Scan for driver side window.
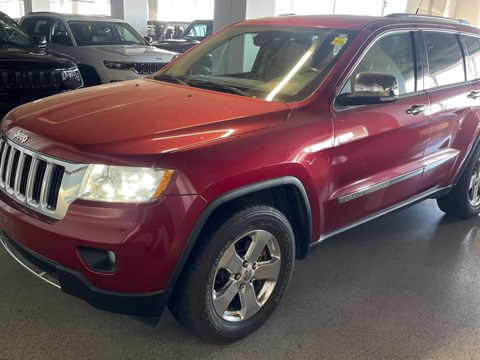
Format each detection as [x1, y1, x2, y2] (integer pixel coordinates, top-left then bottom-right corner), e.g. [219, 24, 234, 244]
[341, 32, 416, 96]
[51, 21, 72, 45]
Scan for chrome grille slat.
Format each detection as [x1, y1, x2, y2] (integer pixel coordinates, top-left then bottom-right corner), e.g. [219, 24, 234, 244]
[30, 158, 46, 205]
[0, 135, 88, 220]
[2, 144, 12, 185]
[8, 149, 20, 190]
[19, 154, 32, 198]
[0, 138, 5, 184]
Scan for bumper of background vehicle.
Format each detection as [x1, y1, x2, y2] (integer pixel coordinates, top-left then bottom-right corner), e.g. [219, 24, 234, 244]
[1, 231, 169, 318]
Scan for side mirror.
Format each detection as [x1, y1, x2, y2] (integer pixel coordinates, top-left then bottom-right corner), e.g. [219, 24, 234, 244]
[144, 36, 153, 44]
[337, 72, 399, 106]
[33, 34, 47, 48]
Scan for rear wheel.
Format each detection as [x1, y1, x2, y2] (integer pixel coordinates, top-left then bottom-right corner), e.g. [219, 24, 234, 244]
[437, 146, 480, 218]
[168, 202, 295, 343]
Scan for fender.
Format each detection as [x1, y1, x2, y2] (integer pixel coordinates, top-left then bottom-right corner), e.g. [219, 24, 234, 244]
[165, 176, 312, 292]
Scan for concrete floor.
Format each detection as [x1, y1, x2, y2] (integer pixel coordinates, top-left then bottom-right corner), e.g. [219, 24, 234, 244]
[1, 199, 480, 359]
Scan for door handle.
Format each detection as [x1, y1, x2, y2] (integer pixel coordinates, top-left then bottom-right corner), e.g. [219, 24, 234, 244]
[467, 90, 480, 99]
[406, 104, 427, 115]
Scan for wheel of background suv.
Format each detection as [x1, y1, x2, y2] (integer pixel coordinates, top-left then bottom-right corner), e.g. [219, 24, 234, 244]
[437, 145, 480, 218]
[168, 202, 295, 343]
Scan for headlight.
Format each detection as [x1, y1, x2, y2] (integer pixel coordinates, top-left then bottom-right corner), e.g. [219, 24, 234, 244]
[78, 165, 174, 203]
[62, 68, 82, 82]
[103, 60, 135, 71]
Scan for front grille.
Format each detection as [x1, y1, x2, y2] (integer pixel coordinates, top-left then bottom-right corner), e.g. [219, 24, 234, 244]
[0, 70, 64, 90]
[133, 62, 169, 75]
[0, 135, 88, 220]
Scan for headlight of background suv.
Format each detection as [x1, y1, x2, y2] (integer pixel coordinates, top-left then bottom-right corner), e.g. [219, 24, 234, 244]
[62, 68, 83, 88]
[103, 60, 135, 71]
[78, 165, 174, 202]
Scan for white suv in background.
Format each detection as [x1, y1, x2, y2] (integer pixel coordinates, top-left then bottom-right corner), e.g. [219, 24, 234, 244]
[20, 13, 177, 86]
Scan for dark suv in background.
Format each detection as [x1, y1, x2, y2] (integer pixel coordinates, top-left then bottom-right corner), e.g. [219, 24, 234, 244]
[0, 11, 82, 116]
[153, 19, 212, 52]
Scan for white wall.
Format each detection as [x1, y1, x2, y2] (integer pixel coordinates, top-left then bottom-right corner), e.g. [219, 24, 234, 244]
[50, 0, 111, 15]
[275, 0, 407, 17]
[0, 1, 23, 18]
[156, 0, 214, 21]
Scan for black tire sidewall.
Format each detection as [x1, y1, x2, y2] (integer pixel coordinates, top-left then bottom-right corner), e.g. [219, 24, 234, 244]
[456, 146, 480, 216]
[192, 207, 294, 342]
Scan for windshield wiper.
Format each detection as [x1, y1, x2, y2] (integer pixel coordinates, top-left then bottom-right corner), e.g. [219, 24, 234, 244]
[153, 74, 190, 86]
[187, 78, 255, 97]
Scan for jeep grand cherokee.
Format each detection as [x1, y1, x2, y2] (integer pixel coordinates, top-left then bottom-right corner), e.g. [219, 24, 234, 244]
[1, 14, 480, 343]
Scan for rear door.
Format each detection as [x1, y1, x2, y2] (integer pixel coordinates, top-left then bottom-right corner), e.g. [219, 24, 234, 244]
[419, 31, 480, 190]
[328, 30, 430, 232]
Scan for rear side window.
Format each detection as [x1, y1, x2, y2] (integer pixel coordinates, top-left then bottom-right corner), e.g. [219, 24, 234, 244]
[423, 32, 465, 88]
[461, 34, 480, 81]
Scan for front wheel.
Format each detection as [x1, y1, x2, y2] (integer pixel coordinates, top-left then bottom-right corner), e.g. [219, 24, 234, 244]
[168, 202, 295, 343]
[437, 145, 480, 218]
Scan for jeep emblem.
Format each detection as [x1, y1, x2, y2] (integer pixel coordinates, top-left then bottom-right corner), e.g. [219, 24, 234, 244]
[13, 129, 29, 144]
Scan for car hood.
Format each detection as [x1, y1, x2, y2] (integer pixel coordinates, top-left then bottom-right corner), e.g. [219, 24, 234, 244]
[3, 79, 291, 163]
[82, 45, 177, 62]
[0, 47, 76, 70]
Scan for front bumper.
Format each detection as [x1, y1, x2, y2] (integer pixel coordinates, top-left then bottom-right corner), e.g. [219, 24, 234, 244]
[1, 231, 169, 317]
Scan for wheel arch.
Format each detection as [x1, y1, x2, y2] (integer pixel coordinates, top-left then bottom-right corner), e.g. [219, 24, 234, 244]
[165, 176, 313, 292]
[77, 63, 102, 86]
[436, 131, 480, 199]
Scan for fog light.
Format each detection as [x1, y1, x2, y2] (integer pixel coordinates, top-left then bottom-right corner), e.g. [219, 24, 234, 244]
[78, 247, 117, 273]
[107, 250, 117, 265]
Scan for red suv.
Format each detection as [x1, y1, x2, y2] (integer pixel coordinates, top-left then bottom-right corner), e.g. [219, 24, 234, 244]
[1, 14, 480, 343]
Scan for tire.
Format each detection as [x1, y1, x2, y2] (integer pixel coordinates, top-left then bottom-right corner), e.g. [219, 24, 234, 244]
[437, 145, 480, 218]
[168, 202, 295, 343]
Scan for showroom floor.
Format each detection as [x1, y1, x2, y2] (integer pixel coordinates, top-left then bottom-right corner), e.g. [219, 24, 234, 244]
[1, 199, 480, 360]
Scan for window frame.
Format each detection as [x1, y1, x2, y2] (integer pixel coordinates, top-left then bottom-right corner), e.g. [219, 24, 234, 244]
[459, 33, 480, 82]
[334, 29, 422, 112]
[419, 29, 467, 90]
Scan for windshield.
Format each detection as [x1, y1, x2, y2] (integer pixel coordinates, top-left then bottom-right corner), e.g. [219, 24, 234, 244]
[155, 25, 357, 102]
[68, 20, 146, 46]
[185, 22, 209, 39]
[0, 15, 35, 48]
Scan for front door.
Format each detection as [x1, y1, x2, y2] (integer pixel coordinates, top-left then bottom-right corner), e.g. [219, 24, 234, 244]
[327, 31, 430, 233]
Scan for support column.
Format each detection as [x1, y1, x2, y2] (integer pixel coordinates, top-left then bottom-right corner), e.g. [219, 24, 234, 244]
[148, 0, 158, 20]
[23, 0, 50, 14]
[213, 0, 276, 32]
[111, 0, 149, 36]
[213, 0, 246, 32]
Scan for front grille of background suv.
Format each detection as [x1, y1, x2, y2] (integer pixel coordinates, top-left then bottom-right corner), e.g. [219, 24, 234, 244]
[0, 136, 88, 220]
[133, 62, 169, 75]
[0, 70, 64, 89]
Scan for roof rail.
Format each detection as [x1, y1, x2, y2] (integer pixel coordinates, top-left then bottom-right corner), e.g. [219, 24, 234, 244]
[386, 13, 470, 25]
